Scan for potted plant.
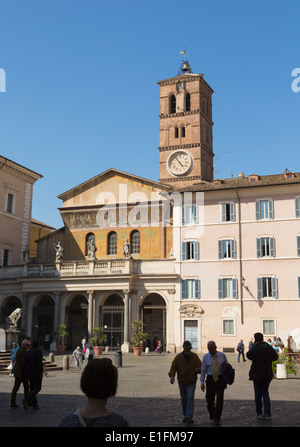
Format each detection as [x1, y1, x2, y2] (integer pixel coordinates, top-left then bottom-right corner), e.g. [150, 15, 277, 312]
[272, 348, 299, 379]
[53, 324, 69, 354]
[131, 320, 148, 356]
[89, 327, 107, 355]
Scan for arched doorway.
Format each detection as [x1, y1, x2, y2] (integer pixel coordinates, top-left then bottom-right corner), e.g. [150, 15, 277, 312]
[31, 295, 54, 350]
[142, 294, 166, 352]
[65, 295, 88, 350]
[101, 294, 124, 350]
[0, 296, 22, 327]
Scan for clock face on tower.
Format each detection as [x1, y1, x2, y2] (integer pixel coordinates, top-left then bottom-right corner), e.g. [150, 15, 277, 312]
[167, 150, 193, 176]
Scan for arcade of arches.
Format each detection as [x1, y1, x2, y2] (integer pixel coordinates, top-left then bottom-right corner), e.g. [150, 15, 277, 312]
[0, 292, 167, 352]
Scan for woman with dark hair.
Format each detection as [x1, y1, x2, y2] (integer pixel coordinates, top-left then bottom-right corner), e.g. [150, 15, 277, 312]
[59, 358, 129, 427]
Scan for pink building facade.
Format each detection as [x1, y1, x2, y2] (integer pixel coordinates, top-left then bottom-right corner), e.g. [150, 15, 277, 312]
[172, 173, 300, 352]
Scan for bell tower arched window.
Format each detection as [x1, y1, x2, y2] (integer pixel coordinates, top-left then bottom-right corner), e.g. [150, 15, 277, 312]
[185, 93, 191, 111]
[170, 95, 176, 114]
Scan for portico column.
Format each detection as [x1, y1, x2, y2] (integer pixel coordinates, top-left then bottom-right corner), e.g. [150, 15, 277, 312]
[52, 292, 60, 331]
[87, 290, 94, 340]
[121, 289, 130, 353]
[21, 292, 27, 332]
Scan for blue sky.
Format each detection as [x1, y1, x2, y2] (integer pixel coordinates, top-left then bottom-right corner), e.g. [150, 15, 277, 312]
[0, 1, 299, 229]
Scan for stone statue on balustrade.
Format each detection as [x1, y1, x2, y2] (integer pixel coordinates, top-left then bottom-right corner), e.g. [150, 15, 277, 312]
[22, 245, 29, 264]
[87, 239, 97, 260]
[54, 241, 64, 262]
[123, 239, 131, 259]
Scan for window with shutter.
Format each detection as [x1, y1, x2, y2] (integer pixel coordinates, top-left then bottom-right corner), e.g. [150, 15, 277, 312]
[220, 202, 235, 222]
[255, 200, 274, 220]
[218, 278, 237, 298]
[297, 236, 300, 257]
[218, 239, 236, 259]
[182, 279, 200, 299]
[258, 277, 277, 298]
[257, 237, 275, 257]
[295, 197, 300, 218]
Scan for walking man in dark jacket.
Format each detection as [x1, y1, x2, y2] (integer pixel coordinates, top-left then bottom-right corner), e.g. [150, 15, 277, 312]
[10, 339, 30, 407]
[246, 332, 278, 419]
[169, 341, 202, 424]
[24, 339, 44, 410]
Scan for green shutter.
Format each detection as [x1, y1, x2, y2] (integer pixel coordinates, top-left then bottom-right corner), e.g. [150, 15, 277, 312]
[256, 238, 262, 258]
[195, 279, 200, 299]
[257, 277, 263, 299]
[295, 197, 300, 218]
[270, 237, 275, 257]
[232, 279, 238, 299]
[182, 279, 187, 299]
[271, 277, 277, 298]
[218, 279, 223, 299]
[182, 242, 187, 261]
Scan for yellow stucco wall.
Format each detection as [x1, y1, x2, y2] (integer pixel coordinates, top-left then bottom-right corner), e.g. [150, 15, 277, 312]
[58, 172, 173, 261]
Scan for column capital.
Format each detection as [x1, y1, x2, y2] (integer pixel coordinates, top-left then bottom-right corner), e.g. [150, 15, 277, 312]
[123, 289, 131, 295]
[87, 290, 94, 296]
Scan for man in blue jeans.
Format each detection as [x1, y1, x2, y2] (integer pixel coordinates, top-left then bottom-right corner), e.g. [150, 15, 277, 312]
[246, 332, 278, 419]
[169, 341, 202, 424]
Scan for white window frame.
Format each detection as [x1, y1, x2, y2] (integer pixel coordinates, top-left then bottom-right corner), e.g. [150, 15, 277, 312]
[218, 277, 238, 299]
[218, 238, 236, 259]
[256, 236, 275, 258]
[255, 199, 274, 220]
[182, 240, 199, 260]
[220, 202, 235, 223]
[262, 319, 276, 336]
[181, 278, 200, 299]
[257, 276, 278, 299]
[182, 205, 198, 225]
[222, 318, 236, 336]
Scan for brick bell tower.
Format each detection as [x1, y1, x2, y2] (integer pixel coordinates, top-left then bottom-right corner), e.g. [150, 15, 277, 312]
[158, 56, 214, 188]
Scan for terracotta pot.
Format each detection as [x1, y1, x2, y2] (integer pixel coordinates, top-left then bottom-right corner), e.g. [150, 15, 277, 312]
[56, 345, 66, 355]
[94, 346, 104, 355]
[132, 346, 143, 356]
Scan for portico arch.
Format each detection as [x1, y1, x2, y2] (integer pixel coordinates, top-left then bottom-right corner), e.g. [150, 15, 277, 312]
[31, 294, 55, 349]
[141, 293, 167, 351]
[100, 293, 124, 350]
[65, 294, 88, 350]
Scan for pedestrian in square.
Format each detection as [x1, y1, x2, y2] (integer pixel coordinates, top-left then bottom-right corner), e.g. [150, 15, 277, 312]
[10, 339, 30, 408]
[237, 339, 246, 362]
[168, 341, 202, 424]
[200, 340, 229, 426]
[23, 339, 44, 410]
[246, 332, 278, 419]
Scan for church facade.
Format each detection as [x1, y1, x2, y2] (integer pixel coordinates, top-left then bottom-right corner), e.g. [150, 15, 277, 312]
[1, 60, 300, 352]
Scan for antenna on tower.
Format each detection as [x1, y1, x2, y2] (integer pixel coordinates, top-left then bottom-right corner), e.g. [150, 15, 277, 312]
[214, 156, 220, 179]
[226, 152, 233, 178]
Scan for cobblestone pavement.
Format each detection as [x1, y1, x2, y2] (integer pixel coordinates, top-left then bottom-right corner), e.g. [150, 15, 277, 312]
[1, 352, 300, 430]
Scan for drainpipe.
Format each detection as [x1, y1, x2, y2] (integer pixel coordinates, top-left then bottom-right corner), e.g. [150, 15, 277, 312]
[235, 188, 244, 325]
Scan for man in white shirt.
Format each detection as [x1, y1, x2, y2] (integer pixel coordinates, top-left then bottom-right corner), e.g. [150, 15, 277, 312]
[200, 340, 228, 426]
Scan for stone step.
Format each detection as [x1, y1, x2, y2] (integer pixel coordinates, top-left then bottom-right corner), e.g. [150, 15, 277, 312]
[0, 351, 63, 374]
